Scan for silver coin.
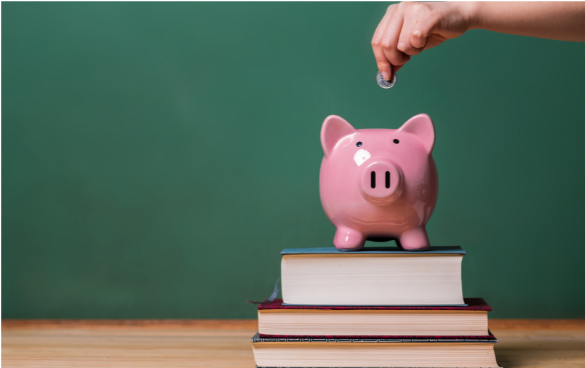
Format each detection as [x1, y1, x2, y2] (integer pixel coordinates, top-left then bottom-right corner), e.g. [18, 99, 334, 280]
[376, 71, 397, 89]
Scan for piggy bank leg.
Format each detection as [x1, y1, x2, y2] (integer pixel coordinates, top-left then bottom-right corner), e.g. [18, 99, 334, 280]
[398, 227, 431, 251]
[334, 226, 365, 251]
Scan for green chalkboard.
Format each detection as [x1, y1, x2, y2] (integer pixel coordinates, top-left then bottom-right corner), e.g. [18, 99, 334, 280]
[3, 2, 585, 319]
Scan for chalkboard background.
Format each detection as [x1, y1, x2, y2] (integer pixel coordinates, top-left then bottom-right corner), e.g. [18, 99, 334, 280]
[3, 2, 585, 318]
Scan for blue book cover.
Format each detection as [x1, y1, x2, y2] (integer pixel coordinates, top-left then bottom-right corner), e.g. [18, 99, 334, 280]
[281, 246, 465, 256]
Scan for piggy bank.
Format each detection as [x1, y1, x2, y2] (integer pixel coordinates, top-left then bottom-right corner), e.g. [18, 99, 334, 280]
[320, 114, 438, 251]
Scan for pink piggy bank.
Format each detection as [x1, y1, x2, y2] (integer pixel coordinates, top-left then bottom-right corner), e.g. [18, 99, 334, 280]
[320, 114, 438, 251]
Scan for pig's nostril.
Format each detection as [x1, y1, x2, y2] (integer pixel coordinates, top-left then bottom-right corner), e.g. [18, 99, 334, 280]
[371, 171, 376, 189]
[385, 171, 390, 188]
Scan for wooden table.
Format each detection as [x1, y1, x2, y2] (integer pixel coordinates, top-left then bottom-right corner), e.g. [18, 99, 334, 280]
[3, 319, 585, 367]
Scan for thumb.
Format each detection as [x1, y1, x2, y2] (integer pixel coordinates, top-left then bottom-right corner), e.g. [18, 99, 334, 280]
[410, 18, 439, 49]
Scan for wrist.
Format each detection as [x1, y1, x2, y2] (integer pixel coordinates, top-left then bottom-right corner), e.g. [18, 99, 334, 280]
[458, 1, 483, 30]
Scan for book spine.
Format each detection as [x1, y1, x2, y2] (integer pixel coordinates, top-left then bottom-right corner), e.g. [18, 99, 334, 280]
[251, 333, 498, 344]
[258, 333, 496, 340]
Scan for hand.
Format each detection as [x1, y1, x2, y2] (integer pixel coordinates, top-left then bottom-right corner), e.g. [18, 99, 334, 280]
[371, 2, 474, 81]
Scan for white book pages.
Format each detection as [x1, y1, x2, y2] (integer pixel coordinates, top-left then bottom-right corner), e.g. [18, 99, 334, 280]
[282, 254, 464, 305]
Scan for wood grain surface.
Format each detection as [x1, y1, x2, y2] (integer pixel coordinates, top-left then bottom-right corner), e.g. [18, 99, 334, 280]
[3, 319, 585, 368]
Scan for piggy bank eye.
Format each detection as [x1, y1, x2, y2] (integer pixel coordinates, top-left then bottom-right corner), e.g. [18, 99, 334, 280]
[393, 139, 399, 144]
[356, 141, 362, 147]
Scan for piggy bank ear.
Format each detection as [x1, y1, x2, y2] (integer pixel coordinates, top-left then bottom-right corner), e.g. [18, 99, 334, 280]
[398, 114, 435, 154]
[321, 115, 357, 157]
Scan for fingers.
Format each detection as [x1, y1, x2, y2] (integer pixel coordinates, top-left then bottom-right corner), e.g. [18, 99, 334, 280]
[372, 5, 412, 80]
[397, 15, 423, 56]
[411, 15, 439, 50]
[395, 3, 439, 54]
[372, 46, 393, 82]
[393, 64, 404, 74]
[372, 7, 395, 80]
[380, 9, 409, 67]
[373, 2, 450, 76]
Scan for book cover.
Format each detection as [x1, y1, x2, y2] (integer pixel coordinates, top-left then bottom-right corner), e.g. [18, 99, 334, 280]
[251, 332, 498, 343]
[281, 246, 465, 255]
[259, 298, 490, 311]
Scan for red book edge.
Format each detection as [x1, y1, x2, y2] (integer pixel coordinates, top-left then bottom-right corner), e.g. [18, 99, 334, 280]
[258, 298, 491, 311]
[258, 333, 496, 340]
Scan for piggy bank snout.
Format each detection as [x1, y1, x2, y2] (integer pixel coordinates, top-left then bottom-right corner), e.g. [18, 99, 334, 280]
[360, 161, 403, 204]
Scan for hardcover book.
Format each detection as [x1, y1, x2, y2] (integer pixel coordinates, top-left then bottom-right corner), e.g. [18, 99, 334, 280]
[251, 333, 501, 368]
[281, 246, 465, 306]
[258, 298, 491, 337]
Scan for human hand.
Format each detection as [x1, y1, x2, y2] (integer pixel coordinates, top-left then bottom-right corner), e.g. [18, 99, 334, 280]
[371, 2, 474, 81]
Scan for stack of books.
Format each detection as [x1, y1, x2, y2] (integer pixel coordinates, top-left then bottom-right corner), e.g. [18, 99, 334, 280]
[251, 246, 501, 368]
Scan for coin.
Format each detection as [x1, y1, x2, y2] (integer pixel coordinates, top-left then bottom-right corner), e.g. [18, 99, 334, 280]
[376, 71, 397, 89]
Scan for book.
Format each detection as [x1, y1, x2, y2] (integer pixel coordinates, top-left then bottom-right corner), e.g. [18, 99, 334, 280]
[251, 333, 501, 368]
[258, 298, 491, 337]
[281, 246, 465, 306]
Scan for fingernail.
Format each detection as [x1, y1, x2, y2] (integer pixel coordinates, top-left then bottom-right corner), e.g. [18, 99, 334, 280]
[397, 42, 405, 50]
[413, 30, 422, 37]
[381, 71, 390, 81]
